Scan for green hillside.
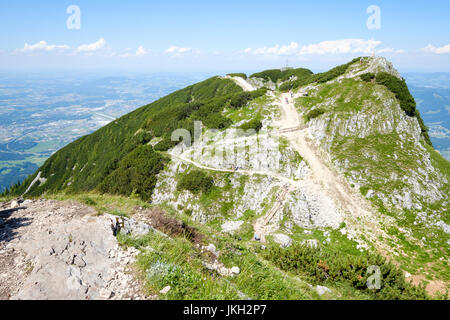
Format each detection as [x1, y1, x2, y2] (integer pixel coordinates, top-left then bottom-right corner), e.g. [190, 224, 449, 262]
[6, 76, 244, 199]
[3, 57, 449, 299]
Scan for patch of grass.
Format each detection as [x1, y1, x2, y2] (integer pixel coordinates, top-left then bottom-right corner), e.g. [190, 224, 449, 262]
[118, 232, 239, 299]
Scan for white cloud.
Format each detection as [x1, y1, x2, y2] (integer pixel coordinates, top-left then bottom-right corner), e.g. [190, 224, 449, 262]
[119, 45, 150, 58]
[250, 42, 299, 56]
[376, 47, 405, 54]
[77, 38, 107, 53]
[299, 39, 381, 55]
[240, 39, 403, 58]
[164, 46, 200, 58]
[421, 44, 450, 54]
[136, 46, 149, 56]
[165, 46, 193, 54]
[18, 40, 70, 53]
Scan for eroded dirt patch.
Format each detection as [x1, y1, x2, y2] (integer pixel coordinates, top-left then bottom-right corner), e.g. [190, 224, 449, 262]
[134, 207, 204, 245]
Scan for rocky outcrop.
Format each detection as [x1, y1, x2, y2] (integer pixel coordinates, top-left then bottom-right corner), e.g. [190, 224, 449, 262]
[0, 200, 148, 300]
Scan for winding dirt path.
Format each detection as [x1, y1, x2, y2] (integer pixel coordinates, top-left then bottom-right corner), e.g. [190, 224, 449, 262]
[277, 93, 385, 244]
[170, 153, 299, 187]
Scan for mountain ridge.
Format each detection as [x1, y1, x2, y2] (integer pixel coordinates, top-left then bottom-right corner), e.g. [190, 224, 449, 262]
[2, 56, 449, 298]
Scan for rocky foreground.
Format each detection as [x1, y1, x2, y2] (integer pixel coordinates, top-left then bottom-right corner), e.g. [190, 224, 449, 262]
[0, 199, 147, 300]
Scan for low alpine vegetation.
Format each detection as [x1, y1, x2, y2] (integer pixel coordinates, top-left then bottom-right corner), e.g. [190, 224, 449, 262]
[280, 58, 361, 91]
[239, 118, 263, 133]
[263, 243, 429, 300]
[305, 108, 326, 122]
[227, 73, 247, 79]
[177, 170, 214, 195]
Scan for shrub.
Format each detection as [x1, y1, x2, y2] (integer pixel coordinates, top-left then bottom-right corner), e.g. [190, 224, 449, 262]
[177, 170, 214, 195]
[251, 68, 314, 86]
[203, 113, 232, 129]
[250, 69, 285, 83]
[239, 118, 263, 133]
[360, 73, 375, 82]
[153, 136, 176, 151]
[279, 59, 360, 91]
[134, 130, 153, 145]
[306, 108, 325, 122]
[262, 243, 429, 300]
[230, 92, 252, 108]
[375, 72, 416, 116]
[229, 88, 268, 110]
[227, 73, 247, 79]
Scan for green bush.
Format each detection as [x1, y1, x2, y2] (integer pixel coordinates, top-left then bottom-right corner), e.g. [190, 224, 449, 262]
[251, 68, 313, 85]
[203, 113, 233, 129]
[227, 73, 247, 79]
[230, 92, 252, 109]
[153, 136, 176, 151]
[229, 88, 267, 109]
[263, 243, 428, 300]
[250, 69, 286, 83]
[239, 118, 263, 133]
[177, 170, 214, 195]
[279, 58, 360, 91]
[360, 73, 375, 82]
[306, 108, 325, 122]
[279, 68, 315, 91]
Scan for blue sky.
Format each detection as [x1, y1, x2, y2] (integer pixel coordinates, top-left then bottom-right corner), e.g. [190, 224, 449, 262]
[1, 0, 449, 72]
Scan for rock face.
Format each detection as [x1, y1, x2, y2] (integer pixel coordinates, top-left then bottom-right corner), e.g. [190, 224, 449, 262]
[221, 220, 244, 234]
[10, 201, 19, 209]
[0, 200, 147, 300]
[304, 57, 449, 238]
[272, 234, 292, 248]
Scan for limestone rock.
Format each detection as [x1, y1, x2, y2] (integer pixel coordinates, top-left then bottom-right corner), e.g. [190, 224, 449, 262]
[221, 220, 244, 233]
[273, 234, 292, 248]
[316, 285, 331, 296]
[160, 286, 171, 294]
[10, 201, 19, 209]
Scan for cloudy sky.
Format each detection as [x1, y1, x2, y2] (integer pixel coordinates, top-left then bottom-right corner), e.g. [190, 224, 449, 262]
[1, 0, 449, 72]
